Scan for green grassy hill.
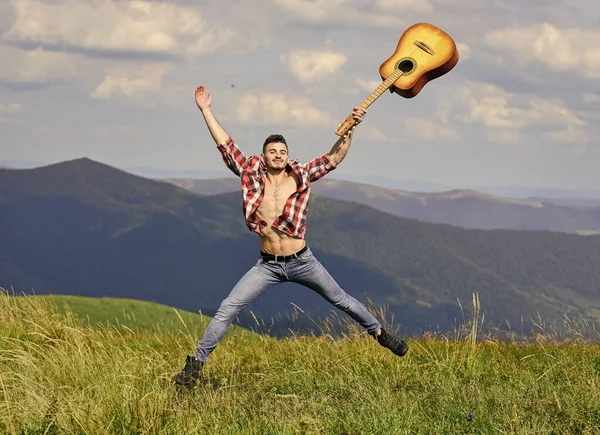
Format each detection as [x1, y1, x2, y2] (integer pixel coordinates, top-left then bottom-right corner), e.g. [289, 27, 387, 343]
[1, 289, 600, 434]
[11, 294, 253, 341]
[33, 295, 215, 336]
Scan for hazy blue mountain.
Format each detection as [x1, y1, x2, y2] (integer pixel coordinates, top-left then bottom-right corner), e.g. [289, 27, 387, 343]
[163, 178, 600, 234]
[4, 157, 599, 199]
[470, 184, 600, 199]
[329, 174, 452, 192]
[0, 159, 47, 169]
[2, 159, 600, 336]
[122, 165, 234, 180]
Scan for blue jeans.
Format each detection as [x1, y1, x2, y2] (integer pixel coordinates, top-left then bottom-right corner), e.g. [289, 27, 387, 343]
[194, 246, 381, 362]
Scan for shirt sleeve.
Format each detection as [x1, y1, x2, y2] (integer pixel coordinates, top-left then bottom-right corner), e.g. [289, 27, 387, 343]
[216, 137, 252, 177]
[303, 153, 337, 182]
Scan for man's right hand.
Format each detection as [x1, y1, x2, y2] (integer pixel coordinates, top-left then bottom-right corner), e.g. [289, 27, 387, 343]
[195, 85, 212, 112]
[195, 84, 230, 146]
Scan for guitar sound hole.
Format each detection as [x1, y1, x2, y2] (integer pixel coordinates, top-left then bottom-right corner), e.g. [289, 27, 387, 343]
[398, 60, 414, 73]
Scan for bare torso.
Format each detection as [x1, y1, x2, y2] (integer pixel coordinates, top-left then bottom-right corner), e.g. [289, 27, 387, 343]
[254, 172, 306, 255]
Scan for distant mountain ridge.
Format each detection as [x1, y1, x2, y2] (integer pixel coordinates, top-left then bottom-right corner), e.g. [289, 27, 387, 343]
[162, 177, 600, 234]
[470, 184, 600, 199]
[331, 174, 600, 199]
[2, 158, 600, 336]
[3, 158, 600, 199]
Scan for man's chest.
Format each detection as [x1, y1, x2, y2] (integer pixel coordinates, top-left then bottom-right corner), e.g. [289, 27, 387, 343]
[261, 175, 298, 209]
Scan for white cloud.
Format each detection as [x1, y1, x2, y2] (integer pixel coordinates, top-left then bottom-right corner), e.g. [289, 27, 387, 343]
[271, 0, 405, 27]
[0, 0, 596, 192]
[528, 98, 585, 128]
[582, 93, 600, 103]
[484, 23, 600, 78]
[456, 43, 472, 60]
[485, 129, 522, 144]
[459, 82, 524, 128]
[6, 0, 234, 57]
[280, 50, 347, 83]
[358, 124, 388, 141]
[91, 63, 173, 99]
[0, 46, 78, 86]
[356, 78, 384, 93]
[271, 0, 354, 24]
[547, 125, 589, 145]
[236, 93, 335, 127]
[404, 117, 458, 140]
[0, 102, 21, 122]
[375, 0, 433, 14]
[459, 81, 588, 145]
[436, 100, 454, 126]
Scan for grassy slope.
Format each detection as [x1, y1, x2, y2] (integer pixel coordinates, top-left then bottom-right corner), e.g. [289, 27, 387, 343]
[1, 292, 600, 434]
[36, 294, 214, 335]
[12, 294, 255, 339]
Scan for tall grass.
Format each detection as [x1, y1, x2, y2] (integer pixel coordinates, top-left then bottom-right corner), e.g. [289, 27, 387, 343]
[1, 287, 600, 434]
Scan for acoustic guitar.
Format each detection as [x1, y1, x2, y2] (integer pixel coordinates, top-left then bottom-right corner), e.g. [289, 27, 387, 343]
[335, 22, 459, 136]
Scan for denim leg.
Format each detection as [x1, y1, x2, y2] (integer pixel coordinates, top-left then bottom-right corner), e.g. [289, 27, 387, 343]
[287, 248, 381, 335]
[194, 259, 282, 362]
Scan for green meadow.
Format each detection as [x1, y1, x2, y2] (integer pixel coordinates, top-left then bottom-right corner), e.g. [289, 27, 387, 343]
[31, 294, 215, 336]
[1, 289, 600, 434]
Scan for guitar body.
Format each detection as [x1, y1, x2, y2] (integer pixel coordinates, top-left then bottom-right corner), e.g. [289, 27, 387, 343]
[334, 22, 459, 136]
[379, 23, 459, 99]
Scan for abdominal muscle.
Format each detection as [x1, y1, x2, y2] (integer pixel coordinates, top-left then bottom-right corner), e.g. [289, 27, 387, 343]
[254, 174, 306, 256]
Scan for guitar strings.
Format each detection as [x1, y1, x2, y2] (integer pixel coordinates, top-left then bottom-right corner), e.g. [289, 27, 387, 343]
[340, 45, 430, 134]
[359, 45, 423, 110]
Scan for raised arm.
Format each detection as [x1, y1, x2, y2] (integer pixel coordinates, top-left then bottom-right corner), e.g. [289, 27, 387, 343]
[304, 106, 367, 182]
[196, 85, 230, 145]
[327, 106, 366, 165]
[195, 85, 251, 176]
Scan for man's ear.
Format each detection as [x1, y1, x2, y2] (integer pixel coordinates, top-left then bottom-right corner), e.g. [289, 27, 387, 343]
[260, 153, 265, 165]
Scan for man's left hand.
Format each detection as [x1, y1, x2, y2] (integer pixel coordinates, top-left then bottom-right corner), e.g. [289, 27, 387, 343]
[351, 106, 367, 125]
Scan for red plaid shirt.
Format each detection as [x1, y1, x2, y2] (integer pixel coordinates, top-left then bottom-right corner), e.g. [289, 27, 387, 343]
[217, 137, 337, 239]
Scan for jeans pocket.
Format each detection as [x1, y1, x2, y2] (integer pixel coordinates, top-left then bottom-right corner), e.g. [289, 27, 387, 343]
[297, 250, 312, 263]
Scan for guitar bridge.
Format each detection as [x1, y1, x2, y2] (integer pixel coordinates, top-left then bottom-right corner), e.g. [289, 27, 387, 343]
[414, 40, 435, 56]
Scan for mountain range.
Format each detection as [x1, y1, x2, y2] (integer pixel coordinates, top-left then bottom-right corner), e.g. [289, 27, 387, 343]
[3, 158, 600, 200]
[162, 178, 600, 234]
[1, 158, 600, 336]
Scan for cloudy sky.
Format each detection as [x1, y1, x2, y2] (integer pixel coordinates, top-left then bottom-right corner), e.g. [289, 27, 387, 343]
[1, 0, 599, 189]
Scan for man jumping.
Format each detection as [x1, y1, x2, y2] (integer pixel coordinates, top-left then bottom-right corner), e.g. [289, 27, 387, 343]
[173, 85, 408, 387]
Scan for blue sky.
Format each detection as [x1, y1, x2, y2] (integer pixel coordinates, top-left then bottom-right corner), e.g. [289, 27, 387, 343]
[1, 0, 599, 189]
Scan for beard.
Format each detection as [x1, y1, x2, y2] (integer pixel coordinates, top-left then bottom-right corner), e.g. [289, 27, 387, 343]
[265, 159, 286, 171]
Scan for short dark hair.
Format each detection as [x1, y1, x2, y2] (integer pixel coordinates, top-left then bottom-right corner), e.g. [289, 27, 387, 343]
[262, 134, 288, 154]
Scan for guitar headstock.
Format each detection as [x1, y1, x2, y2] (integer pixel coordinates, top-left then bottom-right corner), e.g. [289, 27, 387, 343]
[334, 114, 357, 137]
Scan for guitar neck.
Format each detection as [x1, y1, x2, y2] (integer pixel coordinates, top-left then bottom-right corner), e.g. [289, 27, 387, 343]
[359, 69, 404, 110]
[334, 69, 404, 136]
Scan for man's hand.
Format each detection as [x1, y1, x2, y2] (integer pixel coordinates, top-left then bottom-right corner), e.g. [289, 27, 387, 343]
[351, 106, 367, 126]
[195, 84, 230, 145]
[195, 85, 212, 112]
[327, 106, 366, 165]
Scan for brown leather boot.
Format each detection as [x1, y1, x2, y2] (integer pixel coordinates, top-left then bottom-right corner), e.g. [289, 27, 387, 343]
[376, 328, 409, 357]
[172, 355, 204, 387]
